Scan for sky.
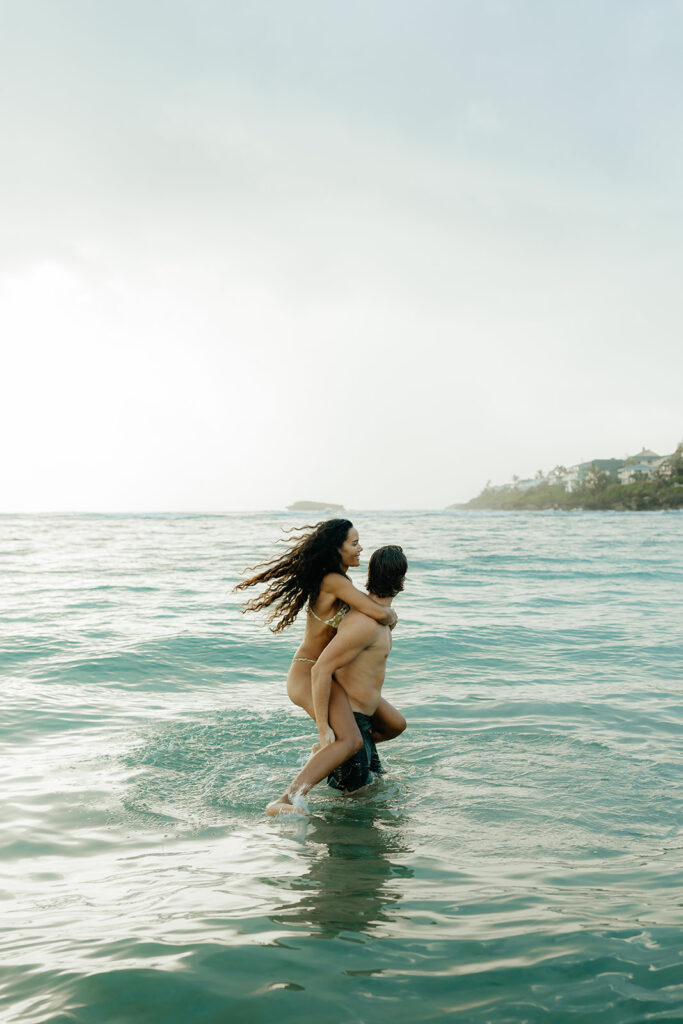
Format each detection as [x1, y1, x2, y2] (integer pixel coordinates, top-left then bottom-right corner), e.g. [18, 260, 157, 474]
[1, 0, 682, 511]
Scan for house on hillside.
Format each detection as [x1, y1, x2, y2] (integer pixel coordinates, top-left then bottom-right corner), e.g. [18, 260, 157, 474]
[512, 478, 539, 491]
[563, 458, 624, 492]
[654, 455, 674, 479]
[617, 448, 661, 484]
[563, 465, 581, 492]
[583, 458, 624, 476]
[618, 463, 655, 484]
[628, 448, 661, 465]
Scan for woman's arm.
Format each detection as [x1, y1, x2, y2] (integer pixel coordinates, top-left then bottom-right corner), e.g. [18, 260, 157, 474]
[325, 574, 397, 628]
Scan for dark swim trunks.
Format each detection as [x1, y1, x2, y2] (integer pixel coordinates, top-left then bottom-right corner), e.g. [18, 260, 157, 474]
[327, 712, 384, 793]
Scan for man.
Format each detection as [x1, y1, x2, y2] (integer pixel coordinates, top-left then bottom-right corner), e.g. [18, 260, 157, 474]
[266, 545, 407, 816]
[313, 544, 408, 792]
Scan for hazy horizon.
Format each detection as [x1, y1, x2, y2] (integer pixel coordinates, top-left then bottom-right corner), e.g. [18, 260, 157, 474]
[2, 1, 681, 512]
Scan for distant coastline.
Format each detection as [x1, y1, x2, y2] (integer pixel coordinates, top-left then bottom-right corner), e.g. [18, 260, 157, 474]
[287, 500, 346, 512]
[453, 443, 683, 511]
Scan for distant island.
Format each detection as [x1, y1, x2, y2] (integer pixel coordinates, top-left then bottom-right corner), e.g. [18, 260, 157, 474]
[287, 500, 346, 512]
[453, 443, 683, 511]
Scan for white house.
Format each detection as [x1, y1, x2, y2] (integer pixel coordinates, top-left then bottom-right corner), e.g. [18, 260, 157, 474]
[563, 465, 582, 492]
[627, 448, 660, 465]
[618, 463, 655, 484]
[618, 448, 662, 485]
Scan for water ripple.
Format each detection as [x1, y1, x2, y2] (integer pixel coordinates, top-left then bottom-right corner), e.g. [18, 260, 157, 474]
[1, 511, 682, 1023]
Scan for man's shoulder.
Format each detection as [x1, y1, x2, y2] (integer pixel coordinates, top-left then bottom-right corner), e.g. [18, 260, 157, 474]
[340, 610, 382, 640]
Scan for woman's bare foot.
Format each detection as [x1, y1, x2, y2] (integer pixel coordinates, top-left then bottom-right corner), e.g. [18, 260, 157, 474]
[265, 793, 309, 817]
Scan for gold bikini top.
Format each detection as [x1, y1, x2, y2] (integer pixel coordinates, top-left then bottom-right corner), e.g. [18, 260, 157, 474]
[308, 602, 350, 630]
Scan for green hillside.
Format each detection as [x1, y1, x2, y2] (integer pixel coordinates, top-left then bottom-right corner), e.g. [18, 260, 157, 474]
[457, 444, 683, 511]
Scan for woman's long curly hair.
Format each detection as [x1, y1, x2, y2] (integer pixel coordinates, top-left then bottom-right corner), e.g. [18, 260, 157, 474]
[235, 518, 353, 632]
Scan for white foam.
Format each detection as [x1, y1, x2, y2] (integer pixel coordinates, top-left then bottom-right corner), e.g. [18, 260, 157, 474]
[289, 791, 310, 814]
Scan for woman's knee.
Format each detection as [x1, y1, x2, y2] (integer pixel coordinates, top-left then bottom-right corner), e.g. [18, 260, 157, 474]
[343, 729, 363, 757]
[287, 684, 309, 714]
[287, 664, 313, 714]
[395, 713, 407, 736]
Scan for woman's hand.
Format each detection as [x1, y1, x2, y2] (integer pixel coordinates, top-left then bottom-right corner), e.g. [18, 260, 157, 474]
[325, 574, 398, 627]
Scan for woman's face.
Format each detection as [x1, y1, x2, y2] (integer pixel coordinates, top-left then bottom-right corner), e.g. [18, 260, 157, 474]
[339, 527, 362, 569]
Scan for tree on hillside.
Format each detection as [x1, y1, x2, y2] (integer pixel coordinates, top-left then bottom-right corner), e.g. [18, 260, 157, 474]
[548, 465, 568, 485]
[669, 441, 683, 480]
[583, 463, 612, 492]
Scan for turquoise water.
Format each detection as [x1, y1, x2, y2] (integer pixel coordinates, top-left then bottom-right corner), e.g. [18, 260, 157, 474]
[2, 511, 682, 1024]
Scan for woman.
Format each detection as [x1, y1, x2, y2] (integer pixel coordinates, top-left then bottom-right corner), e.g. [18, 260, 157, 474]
[236, 519, 399, 807]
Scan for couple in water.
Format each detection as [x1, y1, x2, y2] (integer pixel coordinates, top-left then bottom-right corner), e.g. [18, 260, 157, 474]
[237, 519, 408, 816]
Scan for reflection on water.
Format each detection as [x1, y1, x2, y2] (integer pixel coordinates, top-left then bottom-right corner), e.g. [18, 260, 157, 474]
[272, 794, 412, 940]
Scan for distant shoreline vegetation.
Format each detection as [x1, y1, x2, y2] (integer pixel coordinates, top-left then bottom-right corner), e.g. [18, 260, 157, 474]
[454, 443, 683, 511]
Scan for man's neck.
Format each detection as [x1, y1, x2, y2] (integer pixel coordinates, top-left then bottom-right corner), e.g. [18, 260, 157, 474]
[369, 593, 393, 606]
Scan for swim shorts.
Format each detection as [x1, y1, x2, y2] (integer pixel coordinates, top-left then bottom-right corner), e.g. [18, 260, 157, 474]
[327, 712, 384, 793]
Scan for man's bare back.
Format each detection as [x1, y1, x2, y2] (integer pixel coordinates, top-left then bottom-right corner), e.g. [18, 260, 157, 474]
[310, 592, 396, 744]
[333, 609, 392, 716]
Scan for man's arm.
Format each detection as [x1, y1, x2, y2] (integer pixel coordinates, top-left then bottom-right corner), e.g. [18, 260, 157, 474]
[311, 613, 377, 747]
[326, 574, 397, 628]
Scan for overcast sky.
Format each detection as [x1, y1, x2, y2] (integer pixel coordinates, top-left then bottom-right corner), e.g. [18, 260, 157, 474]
[1, 0, 681, 511]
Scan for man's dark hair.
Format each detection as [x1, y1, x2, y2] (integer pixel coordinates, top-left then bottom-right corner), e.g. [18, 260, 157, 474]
[366, 545, 407, 599]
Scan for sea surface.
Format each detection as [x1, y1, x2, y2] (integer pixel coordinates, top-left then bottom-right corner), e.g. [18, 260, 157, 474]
[1, 510, 682, 1024]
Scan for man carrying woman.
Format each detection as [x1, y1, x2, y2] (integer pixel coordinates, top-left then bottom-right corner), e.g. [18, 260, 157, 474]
[236, 521, 407, 815]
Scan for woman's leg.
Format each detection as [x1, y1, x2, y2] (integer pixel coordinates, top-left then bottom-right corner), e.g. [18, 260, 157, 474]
[287, 658, 360, 749]
[286, 659, 315, 712]
[370, 697, 407, 744]
[266, 680, 363, 816]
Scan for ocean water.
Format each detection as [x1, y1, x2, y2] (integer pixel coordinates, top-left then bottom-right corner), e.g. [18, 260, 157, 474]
[1, 510, 682, 1024]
